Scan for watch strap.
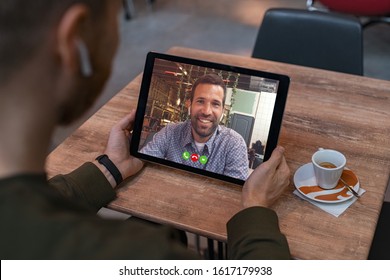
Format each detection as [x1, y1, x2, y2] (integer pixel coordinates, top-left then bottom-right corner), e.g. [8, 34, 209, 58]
[95, 154, 123, 185]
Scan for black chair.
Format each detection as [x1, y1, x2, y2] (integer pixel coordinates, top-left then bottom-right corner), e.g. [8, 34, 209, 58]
[252, 8, 363, 75]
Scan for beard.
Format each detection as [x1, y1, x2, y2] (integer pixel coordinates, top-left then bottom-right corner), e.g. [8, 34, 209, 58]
[190, 112, 219, 142]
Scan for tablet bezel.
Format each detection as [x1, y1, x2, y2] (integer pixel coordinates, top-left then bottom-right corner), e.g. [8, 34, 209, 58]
[130, 52, 290, 185]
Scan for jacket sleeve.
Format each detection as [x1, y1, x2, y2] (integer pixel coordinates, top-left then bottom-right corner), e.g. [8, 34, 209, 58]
[48, 162, 116, 212]
[43, 164, 199, 259]
[227, 206, 291, 259]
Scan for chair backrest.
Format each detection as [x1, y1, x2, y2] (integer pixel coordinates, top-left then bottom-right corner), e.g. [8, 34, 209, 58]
[252, 8, 363, 75]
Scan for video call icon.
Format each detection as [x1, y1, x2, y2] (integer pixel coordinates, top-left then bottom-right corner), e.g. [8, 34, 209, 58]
[191, 153, 199, 162]
[182, 151, 208, 165]
[182, 151, 190, 160]
[199, 155, 208, 165]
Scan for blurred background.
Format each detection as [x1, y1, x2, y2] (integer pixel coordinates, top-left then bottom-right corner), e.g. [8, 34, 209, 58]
[51, 0, 390, 148]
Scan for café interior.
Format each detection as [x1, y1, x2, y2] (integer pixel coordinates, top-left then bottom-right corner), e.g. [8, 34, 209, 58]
[51, 0, 390, 259]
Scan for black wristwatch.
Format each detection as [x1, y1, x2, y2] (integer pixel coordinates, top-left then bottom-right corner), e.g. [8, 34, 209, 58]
[96, 154, 123, 185]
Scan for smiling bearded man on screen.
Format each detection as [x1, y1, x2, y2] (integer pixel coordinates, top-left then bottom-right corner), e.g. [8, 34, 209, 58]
[141, 74, 249, 180]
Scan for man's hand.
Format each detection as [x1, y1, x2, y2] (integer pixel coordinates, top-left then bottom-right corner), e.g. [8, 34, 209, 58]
[95, 110, 143, 188]
[242, 146, 290, 208]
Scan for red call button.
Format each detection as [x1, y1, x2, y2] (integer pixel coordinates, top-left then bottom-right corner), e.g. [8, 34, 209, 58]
[191, 153, 199, 162]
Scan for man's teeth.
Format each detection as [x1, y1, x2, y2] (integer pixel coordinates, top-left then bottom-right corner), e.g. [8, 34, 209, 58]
[199, 119, 211, 123]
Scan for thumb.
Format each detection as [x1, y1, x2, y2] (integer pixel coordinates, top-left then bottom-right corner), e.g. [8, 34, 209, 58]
[263, 146, 285, 171]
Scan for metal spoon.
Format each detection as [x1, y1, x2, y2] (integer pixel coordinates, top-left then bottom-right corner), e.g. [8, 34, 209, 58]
[340, 178, 360, 198]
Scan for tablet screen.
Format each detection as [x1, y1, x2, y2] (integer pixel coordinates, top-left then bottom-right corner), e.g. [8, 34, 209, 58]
[131, 52, 290, 185]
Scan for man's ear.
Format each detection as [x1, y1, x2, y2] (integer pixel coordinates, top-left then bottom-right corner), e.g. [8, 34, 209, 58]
[56, 4, 90, 74]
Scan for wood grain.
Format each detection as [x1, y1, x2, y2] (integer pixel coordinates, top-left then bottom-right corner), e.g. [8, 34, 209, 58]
[46, 47, 390, 259]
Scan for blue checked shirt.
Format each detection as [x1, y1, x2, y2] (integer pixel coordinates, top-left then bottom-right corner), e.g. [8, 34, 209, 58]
[140, 120, 249, 180]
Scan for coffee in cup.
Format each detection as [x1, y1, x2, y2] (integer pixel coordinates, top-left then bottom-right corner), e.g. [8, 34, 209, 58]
[318, 162, 337, 169]
[312, 148, 346, 189]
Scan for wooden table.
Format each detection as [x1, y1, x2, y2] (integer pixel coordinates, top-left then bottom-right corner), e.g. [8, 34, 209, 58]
[46, 47, 390, 259]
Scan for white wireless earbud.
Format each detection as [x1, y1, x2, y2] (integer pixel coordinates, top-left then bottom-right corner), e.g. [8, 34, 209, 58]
[220, 113, 224, 122]
[188, 107, 191, 116]
[75, 39, 93, 77]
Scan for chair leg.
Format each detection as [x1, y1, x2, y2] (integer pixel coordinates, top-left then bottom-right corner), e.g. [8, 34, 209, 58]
[306, 0, 316, 11]
[217, 241, 224, 259]
[306, 0, 329, 12]
[207, 238, 215, 259]
[123, 0, 135, 20]
[362, 16, 390, 29]
[206, 239, 226, 259]
[195, 234, 201, 255]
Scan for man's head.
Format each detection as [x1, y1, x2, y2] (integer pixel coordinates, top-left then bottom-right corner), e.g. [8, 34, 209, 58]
[189, 74, 226, 143]
[190, 73, 227, 106]
[0, 0, 121, 124]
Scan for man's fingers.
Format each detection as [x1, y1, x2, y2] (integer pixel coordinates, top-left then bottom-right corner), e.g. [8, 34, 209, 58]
[280, 155, 290, 174]
[278, 155, 291, 186]
[115, 110, 136, 131]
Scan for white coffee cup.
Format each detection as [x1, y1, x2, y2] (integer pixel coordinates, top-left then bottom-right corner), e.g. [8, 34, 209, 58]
[311, 148, 346, 189]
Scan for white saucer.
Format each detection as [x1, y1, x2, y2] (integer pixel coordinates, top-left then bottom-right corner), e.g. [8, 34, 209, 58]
[293, 163, 360, 204]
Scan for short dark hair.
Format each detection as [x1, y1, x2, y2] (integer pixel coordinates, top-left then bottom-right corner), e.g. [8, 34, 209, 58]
[190, 73, 227, 105]
[0, 0, 106, 84]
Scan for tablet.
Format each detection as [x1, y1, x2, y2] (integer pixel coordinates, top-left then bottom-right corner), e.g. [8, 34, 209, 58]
[130, 52, 290, 185]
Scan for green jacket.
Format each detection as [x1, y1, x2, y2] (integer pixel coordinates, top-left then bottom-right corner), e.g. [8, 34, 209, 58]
[0, 162, 290, 259]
